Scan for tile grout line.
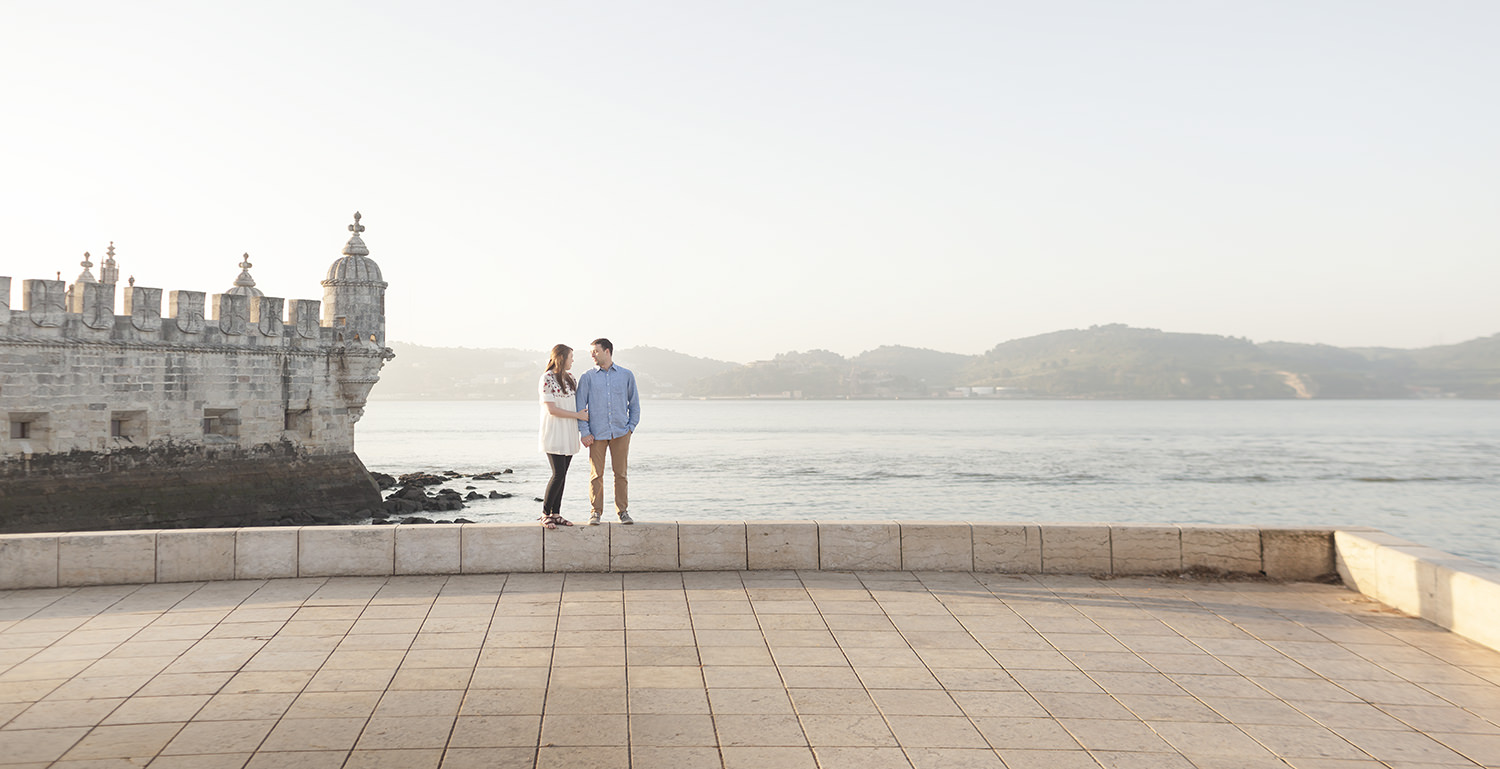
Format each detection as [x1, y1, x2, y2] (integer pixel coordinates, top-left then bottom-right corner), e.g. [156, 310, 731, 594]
[903, 570, 1048, 759]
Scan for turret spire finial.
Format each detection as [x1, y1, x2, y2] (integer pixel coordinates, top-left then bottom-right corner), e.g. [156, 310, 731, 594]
[341, 211, 370, 257]
[77, 252, 97, 284]
[232, 252, 258, 290]
[101, 241, 120, 284]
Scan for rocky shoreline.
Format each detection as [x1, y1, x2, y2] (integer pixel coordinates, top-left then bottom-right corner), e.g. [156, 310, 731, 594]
[362, 469, 525, 525]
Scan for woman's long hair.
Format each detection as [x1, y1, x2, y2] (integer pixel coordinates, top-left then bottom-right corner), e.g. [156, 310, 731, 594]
[546, 344, 576, 394]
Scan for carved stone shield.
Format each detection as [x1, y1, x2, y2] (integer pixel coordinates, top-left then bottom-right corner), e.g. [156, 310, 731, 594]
[216, 293, 248, 335]
[289, 299, 321, 339]
[253, 296, 285, 337]
[170, 290, 206, 334]
[81, 282, 115, 330]
[125, 286, 162, 332]
[25, 279, 66, 328]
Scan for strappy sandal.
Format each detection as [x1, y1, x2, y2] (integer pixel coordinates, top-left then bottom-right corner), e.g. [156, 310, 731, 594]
[539, 514, 573, 529]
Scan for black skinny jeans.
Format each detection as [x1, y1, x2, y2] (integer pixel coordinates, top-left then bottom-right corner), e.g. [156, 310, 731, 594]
[543, 453, 572, 517]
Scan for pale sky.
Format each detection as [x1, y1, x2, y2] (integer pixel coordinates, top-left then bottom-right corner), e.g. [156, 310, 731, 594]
[2, 1, 1496, 363]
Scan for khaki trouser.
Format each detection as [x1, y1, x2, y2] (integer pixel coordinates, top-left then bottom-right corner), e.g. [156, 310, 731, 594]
[587, 431, 631, 514]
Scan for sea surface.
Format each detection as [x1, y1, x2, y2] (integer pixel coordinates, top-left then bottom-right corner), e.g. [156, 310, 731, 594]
[358, 400, 1500, 568]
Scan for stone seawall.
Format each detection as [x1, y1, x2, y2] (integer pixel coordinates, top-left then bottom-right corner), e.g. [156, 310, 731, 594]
[0, 443, 380, 533]
[6, 522, 1499, 655]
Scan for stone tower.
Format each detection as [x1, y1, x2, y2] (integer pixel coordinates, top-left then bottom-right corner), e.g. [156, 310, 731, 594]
[1, 213, 397, 532]
[322, 212, 387, 347]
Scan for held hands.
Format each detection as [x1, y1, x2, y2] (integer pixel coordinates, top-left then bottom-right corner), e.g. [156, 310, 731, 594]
[581, 435, 595, 448]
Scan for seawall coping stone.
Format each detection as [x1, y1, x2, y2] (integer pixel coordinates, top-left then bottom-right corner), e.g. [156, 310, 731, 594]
[1334, 529, 1500, 654]
[677, 522, 748, 571]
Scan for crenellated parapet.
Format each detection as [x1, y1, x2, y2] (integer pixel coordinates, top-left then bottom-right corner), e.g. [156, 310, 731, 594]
[3, 276, 365, 353]
[1, 215, 390, 360]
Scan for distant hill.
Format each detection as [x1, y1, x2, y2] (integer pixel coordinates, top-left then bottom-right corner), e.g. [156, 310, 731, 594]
[373, 343, 544, 400]
[683, 346, 972, 399]
[961, 325, 1412, 398]
[375, 327, 1500, 400]
[372, 343, 737, 400]
[615, 345, 740, 395]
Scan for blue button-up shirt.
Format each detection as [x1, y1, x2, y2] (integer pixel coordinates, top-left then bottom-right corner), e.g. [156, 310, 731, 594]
[576, 364, 641, 440]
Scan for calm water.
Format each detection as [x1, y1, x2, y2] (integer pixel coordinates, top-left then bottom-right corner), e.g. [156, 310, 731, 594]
[357, 400, 1500, 567]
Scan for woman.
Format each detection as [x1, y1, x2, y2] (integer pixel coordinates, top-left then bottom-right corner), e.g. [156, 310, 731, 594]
[538, 344, 588, 528]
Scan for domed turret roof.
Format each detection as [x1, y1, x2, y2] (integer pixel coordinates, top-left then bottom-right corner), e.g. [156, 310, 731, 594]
[324, 212, 386, 285]
[225, 253, 265, 298]
[76, 252, 97, 284]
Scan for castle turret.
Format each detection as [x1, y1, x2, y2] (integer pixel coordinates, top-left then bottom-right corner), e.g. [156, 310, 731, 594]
[225, 253, 264, 298]
[75, 252, 96, 284]
[321, 212, 387, 347]
[100, 242, 119, 286]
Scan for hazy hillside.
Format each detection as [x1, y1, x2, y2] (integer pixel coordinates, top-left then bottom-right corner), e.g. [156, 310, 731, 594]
[684, 346, 971, 399]
[1359, 334, 1500, 397]
[374, 343, 543, 400]
[375, 327, 1500, 400]
[372, 343, 737, 400]
[961, 325, 1421, 398]
[616, 345, 740, 395]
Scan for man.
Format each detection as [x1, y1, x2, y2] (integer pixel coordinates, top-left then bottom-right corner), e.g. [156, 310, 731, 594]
[575, 338, 641, 525]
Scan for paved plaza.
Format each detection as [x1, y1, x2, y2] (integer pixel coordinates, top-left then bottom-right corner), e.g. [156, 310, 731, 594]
[2, 570, 1499, 768]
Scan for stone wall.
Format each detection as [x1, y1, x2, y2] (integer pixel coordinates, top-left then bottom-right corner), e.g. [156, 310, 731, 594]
[0, 522, 1338, 588]
[0, 332, 378, 456]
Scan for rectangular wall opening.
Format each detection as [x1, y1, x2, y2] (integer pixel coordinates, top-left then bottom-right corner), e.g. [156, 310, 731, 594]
[284, 409, 314, 439]
[111, 410, 147, 443]
[202, 408, 240, 444]
[6, 412, 49, 453]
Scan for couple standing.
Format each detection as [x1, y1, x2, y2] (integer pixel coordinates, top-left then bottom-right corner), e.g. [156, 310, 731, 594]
[538, 338, 641, 529]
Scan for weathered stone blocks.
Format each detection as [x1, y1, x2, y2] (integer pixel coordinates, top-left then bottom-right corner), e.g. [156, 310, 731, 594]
[299, 526, 394, 577]
[156, 528, 235, 583]
[396, 525, 462, 575]
[678, 522, 747, 571]
[747, 522, 818, 570]
[1445, 562, 1500, 653]
[1109, 525, 1181, 574]
[544, 523, 609, 571]
[462, 524, 542, 573]
[1333, 528, 1500, 653]
[0, 533, 57, 589]
[236, 527, 300, 579]
[1040, 524, 1111, 574]
[900, 522, 972, 571]
[819, 521, 900, 571]
[1182, 524, 1261, 574]
[58, 531, 157, 586]
[610, 522, 679, 571]
[972, 523, 1041, 572]
[1262, 527, 1336, 580]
